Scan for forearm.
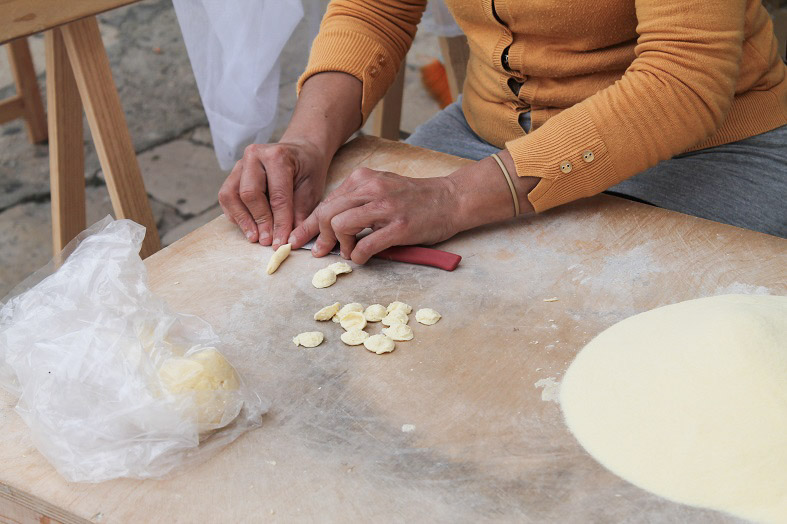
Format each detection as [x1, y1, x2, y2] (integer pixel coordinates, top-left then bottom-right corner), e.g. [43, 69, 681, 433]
[447, 150, 539, 233]
[281, 72, 362, 162]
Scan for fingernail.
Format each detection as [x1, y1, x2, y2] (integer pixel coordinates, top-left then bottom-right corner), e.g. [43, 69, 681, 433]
[244, 229, 253, 240]
[274, 236, 283, 247]
[259, 231, 271, 244]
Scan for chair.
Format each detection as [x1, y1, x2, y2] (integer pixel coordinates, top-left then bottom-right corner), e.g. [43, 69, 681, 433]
[1, 0, 160, 258]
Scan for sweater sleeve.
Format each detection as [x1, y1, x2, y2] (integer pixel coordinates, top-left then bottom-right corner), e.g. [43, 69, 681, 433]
[507, 0, 747, 213]
[297, 0, 426, 122]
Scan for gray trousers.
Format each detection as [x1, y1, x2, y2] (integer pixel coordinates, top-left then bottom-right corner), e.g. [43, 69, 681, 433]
[405, 100, 787, 238]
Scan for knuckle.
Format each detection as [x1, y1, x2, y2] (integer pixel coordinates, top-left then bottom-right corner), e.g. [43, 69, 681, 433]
[330, 215, 344, 232]
[238, 188, 260, 204]
[268, 188, 290, 209]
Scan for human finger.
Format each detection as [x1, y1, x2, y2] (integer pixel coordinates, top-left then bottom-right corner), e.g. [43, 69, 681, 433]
[218, 160, 258, 242]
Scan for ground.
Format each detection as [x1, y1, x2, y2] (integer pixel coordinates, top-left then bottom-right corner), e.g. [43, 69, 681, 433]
[0, 0, 443, 297]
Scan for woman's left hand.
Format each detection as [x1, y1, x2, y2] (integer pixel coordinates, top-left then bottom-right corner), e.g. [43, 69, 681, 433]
[288, 167, 461, 264]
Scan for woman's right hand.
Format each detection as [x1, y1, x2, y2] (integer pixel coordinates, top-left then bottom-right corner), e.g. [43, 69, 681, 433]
[218, 138, 329, 248]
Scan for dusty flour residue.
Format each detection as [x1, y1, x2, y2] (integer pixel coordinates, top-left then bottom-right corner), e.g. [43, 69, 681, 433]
[714, 282, 772, 296]
[534, 377, 561, 403]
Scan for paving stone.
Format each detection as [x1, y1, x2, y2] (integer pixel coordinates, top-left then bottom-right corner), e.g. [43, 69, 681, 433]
[190, 126, 213, 147]
[132, 139, 226, 216]
[161, 204, 222, 246]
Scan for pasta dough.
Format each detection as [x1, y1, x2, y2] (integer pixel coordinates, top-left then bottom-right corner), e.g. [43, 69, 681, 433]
[292, 331, 324, 348]
[340, 330, 369, 346]
[340, 311, 367, 331]
[266, 243, 291, 274]
[337, 303, 363, 319]
[311, 268, 336, 289]
[560, 294, 787, 523]
[328, 261, 352, 275]
[314, 302, 340, 321]
[363, 334, 396, 354]
[382, 324, 413, 341]
[363, 304, 387, 322]
[415, 308, 441, 325]
[381, 310, 408, 327]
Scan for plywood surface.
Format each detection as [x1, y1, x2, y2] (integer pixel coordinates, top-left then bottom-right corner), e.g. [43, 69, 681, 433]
[1, 137, 784, 523]
[0, 0, 138, 44]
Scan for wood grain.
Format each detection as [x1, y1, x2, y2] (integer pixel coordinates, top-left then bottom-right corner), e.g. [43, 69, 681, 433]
[60, 16, 160, 259]
[0, 137, 783, 522]
[46, 27, 86, 255]
[439, 35, 469, 101]
[6, 37, 48, 143]
[0, 0, 138, 44]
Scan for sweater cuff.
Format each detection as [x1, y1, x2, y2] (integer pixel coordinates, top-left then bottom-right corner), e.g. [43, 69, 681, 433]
[297, 28, 401, 124]
[505, 105, 621, 213]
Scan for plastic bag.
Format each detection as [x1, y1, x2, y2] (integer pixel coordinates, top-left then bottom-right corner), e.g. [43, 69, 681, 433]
[172, 0, 304, 170]
[0, 217, 267, 482]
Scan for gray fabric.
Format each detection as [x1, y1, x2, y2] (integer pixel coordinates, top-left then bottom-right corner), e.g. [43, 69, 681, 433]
[405, 100, 787, 238]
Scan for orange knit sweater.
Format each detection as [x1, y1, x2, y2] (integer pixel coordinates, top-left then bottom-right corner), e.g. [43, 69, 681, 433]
[298, 0, 787, 213]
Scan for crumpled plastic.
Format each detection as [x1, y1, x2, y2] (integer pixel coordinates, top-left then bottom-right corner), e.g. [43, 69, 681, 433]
[0, 217, 267, 482]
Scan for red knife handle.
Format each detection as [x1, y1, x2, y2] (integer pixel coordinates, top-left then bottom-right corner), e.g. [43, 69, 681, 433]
[373, 246, 461, 271]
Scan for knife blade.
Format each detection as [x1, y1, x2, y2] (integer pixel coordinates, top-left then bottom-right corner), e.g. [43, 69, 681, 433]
[299, 238, 461, 271]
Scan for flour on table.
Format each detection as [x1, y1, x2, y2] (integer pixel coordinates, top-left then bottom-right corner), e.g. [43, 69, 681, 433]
[534, 377, 560, 403]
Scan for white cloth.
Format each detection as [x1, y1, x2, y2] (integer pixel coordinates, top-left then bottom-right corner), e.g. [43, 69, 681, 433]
[172, 0, 304, 170]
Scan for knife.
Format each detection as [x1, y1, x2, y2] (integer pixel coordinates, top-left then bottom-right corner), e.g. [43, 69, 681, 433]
[300, 238, 461, 271]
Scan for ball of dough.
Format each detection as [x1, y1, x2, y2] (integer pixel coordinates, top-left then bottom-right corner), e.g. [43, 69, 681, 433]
[312, 268, 337, 289]
[387, 301, 412, 314]
[363, 334, 396, 354]
[292, 331, 324, 348]
[415, 308, 441, 325]
[381, 309, 408, 327]
[314, 302, 341, 321]
[560, 294, 787, 524]
[364, 304, 387, 322]
[337, 303, 364, 319]
[340, 329, 370, 346]
[328, 261, 352, 275]
[340, 311, 367, 331]
[382, 323, 413, 341]
[157, 348, 242, 428]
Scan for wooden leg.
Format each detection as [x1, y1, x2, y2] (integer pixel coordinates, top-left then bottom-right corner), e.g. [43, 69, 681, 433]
[371, 66, 406, 141]
[46, 28, 86, 255]
[438, 35, 469, 102]
[6, 38, 48, 144]
[60, 16, 161, 259]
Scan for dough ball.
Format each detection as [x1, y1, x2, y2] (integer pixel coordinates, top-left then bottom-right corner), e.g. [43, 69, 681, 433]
[340, 329, 370, 346]
[382, 323, 413, 341]
[364, 304, 387, 322]
[292, 331, 324, 348]
[337, 303, 364, 319]
[561, 294, 787, 523]
[266, 243, 291, 275]
[381, 309, 409, 327]
[386, 301, 412, 315]
[415, 308, 441, 325]
[158, 348, 239, 393]
[363, 334, 396, 355]
[332, 315, 340, 323]
[328, 261, 352, 275]
[340, 311, 367, 331]
[312, 268, 337, 289]
[158, 348, 241, 427]
[314, 302, 341, 321]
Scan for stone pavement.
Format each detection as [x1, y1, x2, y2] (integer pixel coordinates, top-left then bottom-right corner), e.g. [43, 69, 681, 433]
[0, 0, 442, 297]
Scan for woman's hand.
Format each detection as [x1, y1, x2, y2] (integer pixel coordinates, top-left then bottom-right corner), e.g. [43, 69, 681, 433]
[218, 139, 329, 247]
[288, 168, 462, 264]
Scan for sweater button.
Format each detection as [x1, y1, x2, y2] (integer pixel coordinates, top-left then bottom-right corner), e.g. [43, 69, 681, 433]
[560, 161, 573, 174]
[582, 150, 595, 163]
[376, 54, 386, 66]
[367, 65, 380, 77]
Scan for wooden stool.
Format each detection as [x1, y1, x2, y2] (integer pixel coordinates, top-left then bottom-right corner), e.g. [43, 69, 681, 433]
[371, 35, 469, 141]
[0, 38, 47, 144]
[1, 1, 160, 258]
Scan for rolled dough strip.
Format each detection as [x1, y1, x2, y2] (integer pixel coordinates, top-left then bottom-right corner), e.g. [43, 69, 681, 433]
[266, 243, 291, 274]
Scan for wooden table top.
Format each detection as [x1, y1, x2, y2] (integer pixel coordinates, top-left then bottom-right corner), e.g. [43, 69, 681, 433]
[1, 136, 784, 523]
[0, 0, 139, 44]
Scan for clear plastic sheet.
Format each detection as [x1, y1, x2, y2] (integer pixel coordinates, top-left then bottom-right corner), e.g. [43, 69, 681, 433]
[0, 217, 266, 482]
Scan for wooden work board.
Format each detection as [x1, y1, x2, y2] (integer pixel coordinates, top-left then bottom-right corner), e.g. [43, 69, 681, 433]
[1, 136, 785, 523]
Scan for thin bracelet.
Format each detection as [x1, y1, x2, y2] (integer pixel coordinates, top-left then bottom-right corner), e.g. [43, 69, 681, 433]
[491, 153, 520, 217]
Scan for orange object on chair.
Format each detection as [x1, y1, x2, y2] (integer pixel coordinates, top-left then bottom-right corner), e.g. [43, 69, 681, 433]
[420, 59, 453, 109]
